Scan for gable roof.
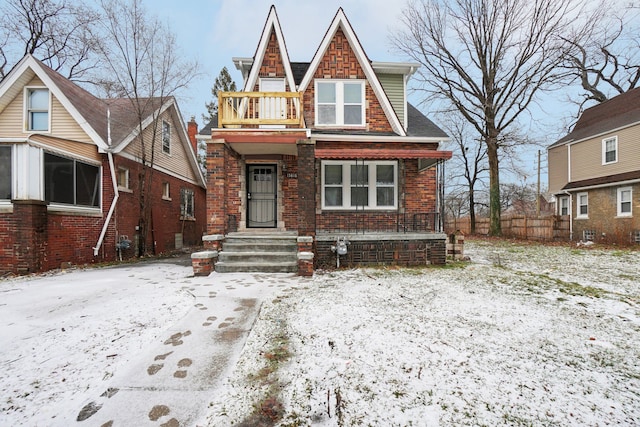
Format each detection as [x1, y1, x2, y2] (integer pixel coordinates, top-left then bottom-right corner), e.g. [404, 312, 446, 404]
[0, 54, 205, 187]
[0, 55, 110, 149]
[551, 87, 640, 148]
[298, 8, 406, 136]
[243, 5, 296, 93]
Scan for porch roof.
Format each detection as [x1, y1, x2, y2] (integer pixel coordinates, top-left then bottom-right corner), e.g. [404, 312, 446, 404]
[314, 148, 453, 160]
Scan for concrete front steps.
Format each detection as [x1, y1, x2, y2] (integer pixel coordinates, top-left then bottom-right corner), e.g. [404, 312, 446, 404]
[215, 232, 298, 273]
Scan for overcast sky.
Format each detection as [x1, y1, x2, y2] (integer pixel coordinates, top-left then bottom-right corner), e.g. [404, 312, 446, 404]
[151, 0, 403, 125]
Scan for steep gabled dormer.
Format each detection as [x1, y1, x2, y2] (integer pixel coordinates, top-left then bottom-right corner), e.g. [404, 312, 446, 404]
[238, 5, 296, 94]
[298, 8, 405, 135]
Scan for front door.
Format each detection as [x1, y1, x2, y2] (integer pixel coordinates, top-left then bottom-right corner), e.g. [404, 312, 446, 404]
[247, 165, 277, 228]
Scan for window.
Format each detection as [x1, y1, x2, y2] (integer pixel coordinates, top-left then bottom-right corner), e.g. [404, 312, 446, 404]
[0, 146, 11, 199]
[315, 80, 364, 126]
[180, 188, 195, 218]
[162, 121, 171, 154]
[602, 136, 617, 164]
[577, 192, 588, 218]
[162, 182, 170, 200]
[44, 152, 100, 207]
[26, 88, 49, 131]
[617, 187, 632, 217]
[558, 196, 569, 216]
[322, 161, 397, 210]
[116, 167, 129, 190]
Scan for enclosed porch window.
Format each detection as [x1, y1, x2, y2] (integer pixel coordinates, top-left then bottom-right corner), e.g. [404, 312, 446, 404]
[44, 152, 100, 207]
[321, 160, 397, 210]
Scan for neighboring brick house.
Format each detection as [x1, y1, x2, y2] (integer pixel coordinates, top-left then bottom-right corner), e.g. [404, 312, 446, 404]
[203, 6, 451, 274]
[548, 88, 640, 244]
[0, 55, 206, 275]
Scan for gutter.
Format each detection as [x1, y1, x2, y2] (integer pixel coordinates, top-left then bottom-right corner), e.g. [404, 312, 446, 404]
[93, 109, 119, 256]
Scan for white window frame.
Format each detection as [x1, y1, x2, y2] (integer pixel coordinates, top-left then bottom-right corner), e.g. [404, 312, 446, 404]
[24, 87, 51, 132]
[321, 160, 398, 210]
[576, 192, 588, 219]
[162, 120, 171, 154]
[558, 195, 569, 216]
[602, 136, 618, 165]
[162, 182, 171, 200]
[0, 145, 12, 202]
[617, 186, 632, 217]
[43, 151, 101, 209]
[180, 187, 195, 219]
[314, 79, 365, 127]
[116, 166, 130, 191]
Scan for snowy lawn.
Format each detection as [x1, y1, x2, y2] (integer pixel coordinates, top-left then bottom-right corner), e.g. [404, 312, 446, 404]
[207, 239, 640, 426]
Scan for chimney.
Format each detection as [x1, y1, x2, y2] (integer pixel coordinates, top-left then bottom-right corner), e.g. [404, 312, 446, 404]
[187, 116, 198, 154]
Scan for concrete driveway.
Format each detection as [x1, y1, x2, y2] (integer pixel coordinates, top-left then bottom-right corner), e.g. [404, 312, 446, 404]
[0, 255, 302, 426]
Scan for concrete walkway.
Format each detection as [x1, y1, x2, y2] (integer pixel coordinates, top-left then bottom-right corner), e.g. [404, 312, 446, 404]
[74, 268, 299, 427]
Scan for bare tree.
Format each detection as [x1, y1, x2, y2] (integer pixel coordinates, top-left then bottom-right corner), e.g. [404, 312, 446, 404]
[96, 0, 198, 256]
[0, 0, 99, 80]
[391, 0, 577, 236]
[440, 116, 488, 234]
[562, 3, 640, 110]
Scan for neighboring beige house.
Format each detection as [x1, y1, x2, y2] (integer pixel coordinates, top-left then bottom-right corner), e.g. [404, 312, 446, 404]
[0, 54, 206, 275]
[548, 88, 640, 244]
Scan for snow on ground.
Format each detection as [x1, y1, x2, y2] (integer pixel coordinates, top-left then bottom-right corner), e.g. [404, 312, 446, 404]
[0, 259, 195, 425]
[0, 240, 638, 426]
[207, 239, 640, 426]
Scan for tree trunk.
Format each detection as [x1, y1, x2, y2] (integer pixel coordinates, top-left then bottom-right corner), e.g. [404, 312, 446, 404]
[469, 188, 476, 234]
[487, 134, 501, 236]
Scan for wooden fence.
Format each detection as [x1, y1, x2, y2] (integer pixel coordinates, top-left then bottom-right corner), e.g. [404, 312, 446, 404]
[445, 215, 571, 241]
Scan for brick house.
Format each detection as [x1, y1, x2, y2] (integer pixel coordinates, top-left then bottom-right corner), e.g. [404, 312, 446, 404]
[548, 88, 640, 244]
[0, 55, 206, 275]
[203, 7, 451, 274]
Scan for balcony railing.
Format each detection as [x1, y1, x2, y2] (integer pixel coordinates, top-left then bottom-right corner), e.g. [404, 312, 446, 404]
[217, 91, 304, 128]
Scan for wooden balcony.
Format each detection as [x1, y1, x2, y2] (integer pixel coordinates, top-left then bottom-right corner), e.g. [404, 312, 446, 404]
[217, 91, 304, 128]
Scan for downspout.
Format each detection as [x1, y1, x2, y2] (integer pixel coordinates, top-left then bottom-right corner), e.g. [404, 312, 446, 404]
[562, 191, 573, 241]
[93, 108, 120, 256]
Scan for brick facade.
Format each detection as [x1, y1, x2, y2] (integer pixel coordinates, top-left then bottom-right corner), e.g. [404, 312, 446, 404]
[302, 28, 393, 133]
[0, 154, 205, 276]
[316, 237, 446, 268]
[572, 183, 640, 244]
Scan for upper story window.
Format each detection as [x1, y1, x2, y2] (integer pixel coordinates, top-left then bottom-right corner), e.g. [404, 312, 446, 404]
[0, 146, 12, 200]
[576, 192, 588, 219]
[617, 187, 632, 217]
[322, 160, 397, 210]
[602, 136, 617, 165]
[315, 80, 365, 127]
[44, 152, 100, 208]
[26, 88, 50, 131]
[162, 120, 171, 154]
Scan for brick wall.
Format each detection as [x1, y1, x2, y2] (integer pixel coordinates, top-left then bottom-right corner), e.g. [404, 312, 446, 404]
[282, 155, 299, 230]
[316, 237, 446, 268]
[573, 184, 640, 244]
[1, 154, 205, 275]
[297, 142, 316, 236]
[302, 28, 393, 132]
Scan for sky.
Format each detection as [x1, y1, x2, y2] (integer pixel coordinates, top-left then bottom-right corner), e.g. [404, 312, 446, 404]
[150, 0, 403, 126]
[146, 0, 571, 185]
